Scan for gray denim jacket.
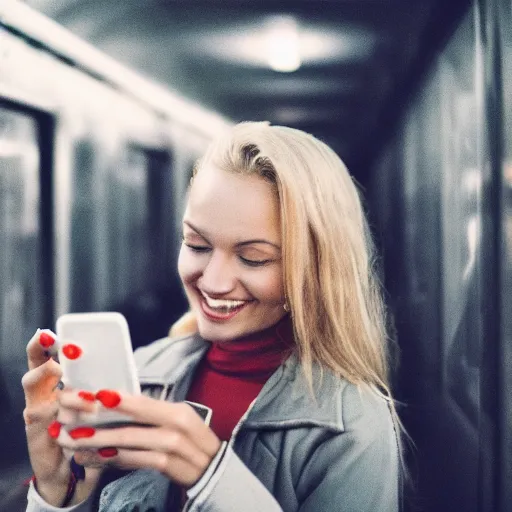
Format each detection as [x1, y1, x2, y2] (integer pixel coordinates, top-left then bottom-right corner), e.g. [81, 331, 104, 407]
[27, 333, 400, 512]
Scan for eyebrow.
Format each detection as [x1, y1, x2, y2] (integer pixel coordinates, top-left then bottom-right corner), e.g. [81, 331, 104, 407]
[183, 220, 281, 250]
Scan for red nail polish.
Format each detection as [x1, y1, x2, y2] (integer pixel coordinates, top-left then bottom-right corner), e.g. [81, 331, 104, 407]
[69, 426, 95, 439]
[95, 390, 121, 408]
[78, 391, 96, 402]
[47, 421, 61, 439]
[62, 344, 82, 360]
[98, 447, 118, 458]
[39, 332, 55, 348]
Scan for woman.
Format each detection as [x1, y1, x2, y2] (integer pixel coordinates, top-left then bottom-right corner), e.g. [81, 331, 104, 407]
[23, 122, 401, 511]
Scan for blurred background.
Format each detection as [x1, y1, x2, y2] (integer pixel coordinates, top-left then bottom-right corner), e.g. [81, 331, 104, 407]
[1, 0, 511, 510]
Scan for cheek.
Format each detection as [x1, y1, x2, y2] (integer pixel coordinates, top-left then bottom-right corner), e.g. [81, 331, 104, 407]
[246, 267, 284, 304]
[177, 246, 201, 285]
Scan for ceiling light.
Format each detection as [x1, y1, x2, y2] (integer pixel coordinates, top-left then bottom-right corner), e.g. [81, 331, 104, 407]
[265, 17, 301, 73]
[188, 22, 376, 68]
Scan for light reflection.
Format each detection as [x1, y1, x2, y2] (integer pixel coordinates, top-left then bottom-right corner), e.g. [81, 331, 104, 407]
[463, 215, 480, 281]
[462, 168, 482, 193]
[505, 163, 512, 187]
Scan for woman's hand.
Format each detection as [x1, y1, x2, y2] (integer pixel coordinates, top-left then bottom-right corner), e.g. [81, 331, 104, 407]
[22, 330, 101, 506]
[57, 391, 222, 488]
[22, 330, 73, 505]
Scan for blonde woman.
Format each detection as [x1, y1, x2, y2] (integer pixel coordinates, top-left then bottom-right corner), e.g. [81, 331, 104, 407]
[23, 122, 401, 511]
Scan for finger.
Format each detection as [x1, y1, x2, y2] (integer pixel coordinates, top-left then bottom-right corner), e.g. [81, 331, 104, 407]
[58, 389, 99, 415]
[58, 426, 212, 471]
[22, 359, 62, 407]
[57, 390, 99, 426]
[26, 330, 59, 371]
[24, 401, 60, 460]
[23, 400, 59, 427]
[96, 393, 219, 457]
[22, 358, 62, 392]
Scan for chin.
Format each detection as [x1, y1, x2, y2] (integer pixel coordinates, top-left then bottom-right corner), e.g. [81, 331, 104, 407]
[196, 319, 253, 342]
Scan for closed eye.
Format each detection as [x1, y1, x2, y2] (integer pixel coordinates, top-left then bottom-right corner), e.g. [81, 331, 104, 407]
[184, 240, 272, 266]
[239, 256, 272, 267]
[184, 242, 211, 253]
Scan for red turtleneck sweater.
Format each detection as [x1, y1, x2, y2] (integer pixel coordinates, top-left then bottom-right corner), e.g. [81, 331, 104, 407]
[186, 316, 294, 441]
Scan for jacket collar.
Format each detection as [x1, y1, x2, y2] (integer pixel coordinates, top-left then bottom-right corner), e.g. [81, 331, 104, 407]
[244, 353, 345, 433]
[135, 333, 345, 434]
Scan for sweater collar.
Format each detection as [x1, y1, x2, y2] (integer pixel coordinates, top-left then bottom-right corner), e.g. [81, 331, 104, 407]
[205, 315, 294, 380]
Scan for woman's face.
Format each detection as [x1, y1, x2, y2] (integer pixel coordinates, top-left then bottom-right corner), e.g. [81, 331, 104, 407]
[178, 164, 286, 341]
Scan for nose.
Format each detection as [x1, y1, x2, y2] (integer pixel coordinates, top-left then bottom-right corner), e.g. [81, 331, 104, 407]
[199, 251, 237, 296]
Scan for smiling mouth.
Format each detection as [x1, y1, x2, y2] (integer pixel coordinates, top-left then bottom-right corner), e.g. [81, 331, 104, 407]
[198, 292, 251, 322]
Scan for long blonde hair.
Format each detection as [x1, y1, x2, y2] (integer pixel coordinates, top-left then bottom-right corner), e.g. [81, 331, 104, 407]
[173, 121, 392, 396]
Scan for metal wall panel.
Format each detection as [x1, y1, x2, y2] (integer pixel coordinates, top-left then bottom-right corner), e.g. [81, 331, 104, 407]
[497, 0, 512, 509]
[0, 106, 43, 465]
[437, 8, 490, 510]
[370, 4, 502, 510]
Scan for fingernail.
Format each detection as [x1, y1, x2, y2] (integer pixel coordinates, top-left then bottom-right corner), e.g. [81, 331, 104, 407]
[95, 390, 121, 408]
[98, 447, 118, 458]
[39, 332, 55, 349]
[78, 391, 96, 402]
[69, 426, 95, 439]
[62, 344, 82, 360]
[47, 421, 61, 439]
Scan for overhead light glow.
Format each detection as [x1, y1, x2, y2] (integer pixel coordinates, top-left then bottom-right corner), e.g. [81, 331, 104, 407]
[265, 18, 301, 73]
[189, 20, 377, 69]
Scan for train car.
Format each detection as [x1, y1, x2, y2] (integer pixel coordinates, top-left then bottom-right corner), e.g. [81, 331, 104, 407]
[3, 0, 512, 511]
[0, 3, 231, 496]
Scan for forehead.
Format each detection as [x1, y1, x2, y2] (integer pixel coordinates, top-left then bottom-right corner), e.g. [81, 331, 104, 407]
[185, 165, 281, 241]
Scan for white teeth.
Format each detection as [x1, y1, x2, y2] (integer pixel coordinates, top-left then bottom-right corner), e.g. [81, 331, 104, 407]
[200, 291, 246, 310]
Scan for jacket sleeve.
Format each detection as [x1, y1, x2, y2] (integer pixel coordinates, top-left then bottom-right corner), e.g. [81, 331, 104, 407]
[185, 444, 283, 512]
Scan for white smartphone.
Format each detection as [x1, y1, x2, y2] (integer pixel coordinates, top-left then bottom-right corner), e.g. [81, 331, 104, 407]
[56, 312, 141, 427]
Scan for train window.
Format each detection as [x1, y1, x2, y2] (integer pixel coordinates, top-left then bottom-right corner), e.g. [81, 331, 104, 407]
[70, 139, 97, 311]
[146, 148, 174, 288]
[69, 142, 174, 313]
[100, 145, 190, 349]
[0, 104, 45, 463]
[107, 146, 151, 302]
